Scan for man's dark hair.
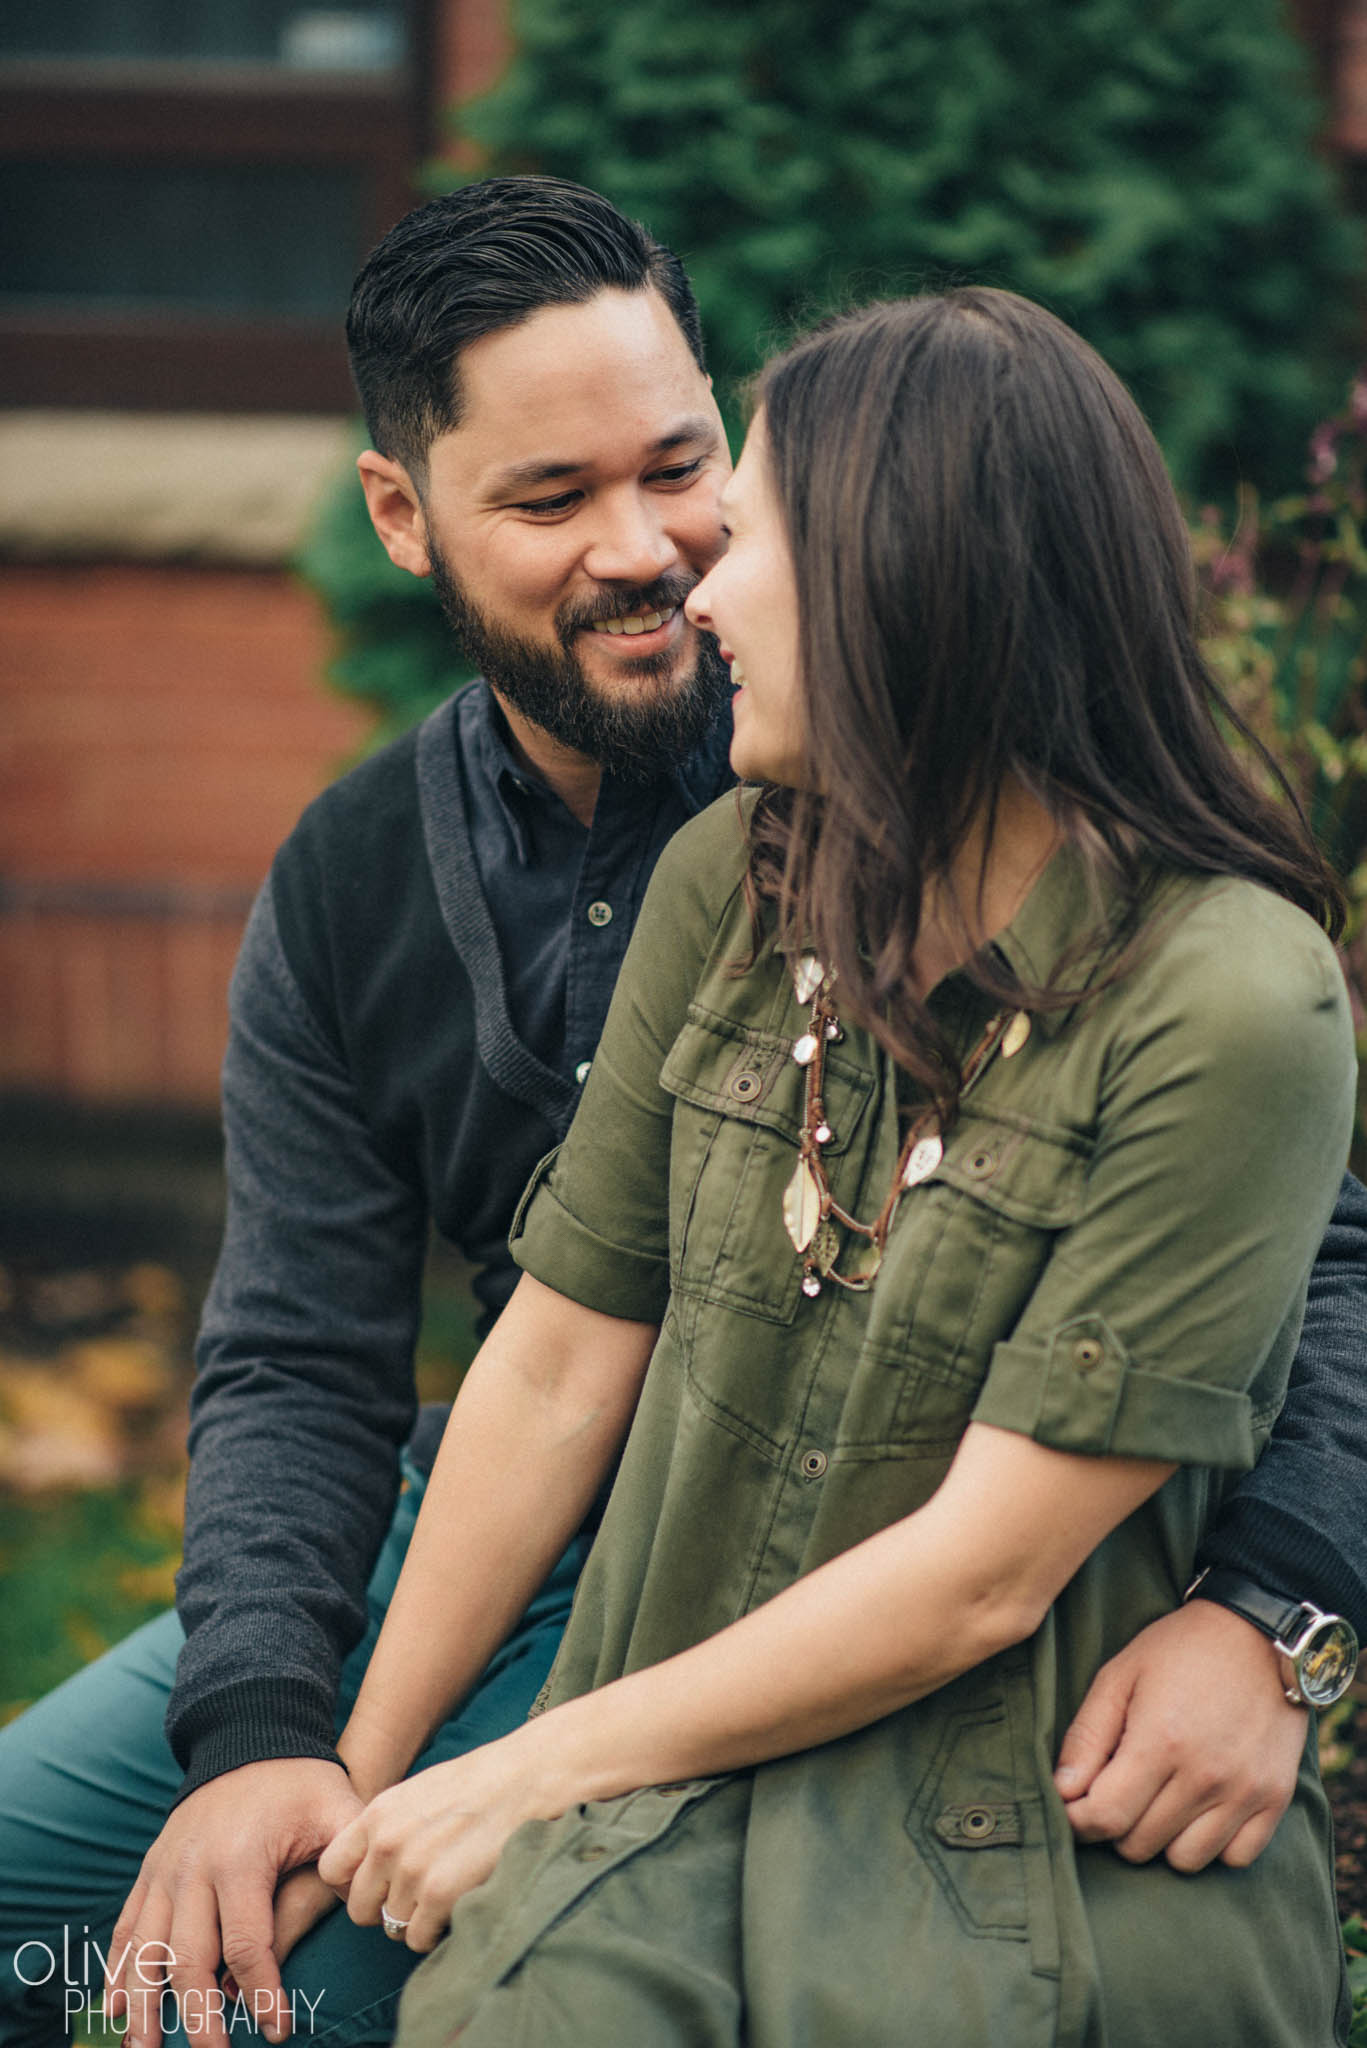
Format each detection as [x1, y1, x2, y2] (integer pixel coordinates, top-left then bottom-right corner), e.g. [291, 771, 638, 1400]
[346, 176, 706, 483]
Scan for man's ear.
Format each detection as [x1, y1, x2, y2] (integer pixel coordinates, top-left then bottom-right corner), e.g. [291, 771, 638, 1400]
[357, 450, 432, 577]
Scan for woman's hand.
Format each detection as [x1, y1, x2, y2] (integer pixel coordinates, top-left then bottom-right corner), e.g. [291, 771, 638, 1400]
[317, 1725, 571, 1952]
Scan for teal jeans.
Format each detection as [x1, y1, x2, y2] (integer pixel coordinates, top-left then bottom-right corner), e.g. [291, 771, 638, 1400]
[0, 1457, 585, 2047]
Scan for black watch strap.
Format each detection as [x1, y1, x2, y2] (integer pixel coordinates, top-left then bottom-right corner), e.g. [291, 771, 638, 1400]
[1185, 1567, 1311, 1645]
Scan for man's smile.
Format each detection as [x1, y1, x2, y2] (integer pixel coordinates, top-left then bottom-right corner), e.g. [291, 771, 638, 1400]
[588, 602, 680, 636]
[584, 604, 685, 654]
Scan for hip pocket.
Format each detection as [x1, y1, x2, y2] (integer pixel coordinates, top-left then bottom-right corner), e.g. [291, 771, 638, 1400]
[905, 1673, 1060, 1979]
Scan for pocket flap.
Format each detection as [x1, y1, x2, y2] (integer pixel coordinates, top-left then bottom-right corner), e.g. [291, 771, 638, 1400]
[930, 1111, 1090, 1228]
[660, 1002, 874, 1157]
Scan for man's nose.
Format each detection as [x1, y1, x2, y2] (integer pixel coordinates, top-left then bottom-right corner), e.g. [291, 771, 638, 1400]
[581, 492, 680, 587]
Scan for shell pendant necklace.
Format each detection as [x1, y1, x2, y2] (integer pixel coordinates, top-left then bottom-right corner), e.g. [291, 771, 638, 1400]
[782, 951, 1032, 1297]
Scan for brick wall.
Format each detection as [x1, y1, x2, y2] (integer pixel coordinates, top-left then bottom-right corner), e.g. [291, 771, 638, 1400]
[0, 565, 374, 1108]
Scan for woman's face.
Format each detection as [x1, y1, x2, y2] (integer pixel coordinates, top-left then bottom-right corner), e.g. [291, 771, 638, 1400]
[685, 416, 807, 786]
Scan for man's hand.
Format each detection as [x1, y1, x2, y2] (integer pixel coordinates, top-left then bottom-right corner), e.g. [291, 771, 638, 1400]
[1054, 1600, 1308, 1871]
[104, 1758, 362, 2048]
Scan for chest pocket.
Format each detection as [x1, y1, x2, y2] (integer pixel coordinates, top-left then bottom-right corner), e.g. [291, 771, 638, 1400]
[659, 1004, 875, 1324]
[862, 1107, 1093, 1433]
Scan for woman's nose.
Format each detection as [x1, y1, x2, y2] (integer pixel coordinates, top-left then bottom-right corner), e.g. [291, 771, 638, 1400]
[684, 570, 714, 632]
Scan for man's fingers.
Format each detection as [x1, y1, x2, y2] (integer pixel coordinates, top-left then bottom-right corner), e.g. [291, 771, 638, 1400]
[1062, 1750, 1176, 1848]
[218, 1874, 293, 2045]
[104, 1878, 149, 2016]
[161, 1879, 235, 2048]
[272, 1865, 342, 1967]
[1054, 1662, 1132, 1801]
[1217, 1803, 1285, 1870]
[107, 1887, 175, 2048]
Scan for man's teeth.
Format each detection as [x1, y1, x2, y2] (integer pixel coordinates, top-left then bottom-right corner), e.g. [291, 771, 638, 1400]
[590, 605, 676, 636]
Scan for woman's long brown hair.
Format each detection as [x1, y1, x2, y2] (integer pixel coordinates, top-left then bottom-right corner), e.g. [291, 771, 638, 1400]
[747, 290, 1343, 1117]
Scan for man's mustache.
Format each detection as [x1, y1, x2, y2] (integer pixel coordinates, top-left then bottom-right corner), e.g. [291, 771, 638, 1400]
[557, 572, 701, 642]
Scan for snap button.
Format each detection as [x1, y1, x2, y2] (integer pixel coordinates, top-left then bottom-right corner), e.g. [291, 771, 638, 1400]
[586, 900, 613, 928]
[933, 1801, 1023, 1847]
[728, 1069, 763, 1102]
[574, 1843, 609, 1862]
[963, 1148, 998, 1180]
[800, 1448, 828, 1479]
[574, 1059, 592, 1086]
[1072, 1336, 1104, 1371]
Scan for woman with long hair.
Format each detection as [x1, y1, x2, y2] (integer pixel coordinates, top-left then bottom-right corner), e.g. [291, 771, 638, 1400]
[319, 291, 1356, 2045]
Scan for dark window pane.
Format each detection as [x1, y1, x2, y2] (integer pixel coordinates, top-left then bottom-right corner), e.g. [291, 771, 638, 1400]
[0, 162, 363, 319]
[0, 2, 406, 69]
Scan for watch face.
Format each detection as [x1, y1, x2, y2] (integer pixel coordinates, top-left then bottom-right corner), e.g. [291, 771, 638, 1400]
[1296, 1620, 1360, 1708]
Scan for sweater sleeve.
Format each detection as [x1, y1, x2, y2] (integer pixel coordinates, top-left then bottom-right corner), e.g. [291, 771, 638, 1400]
[1194, 1168, 1367, 1638]
[166, 877, 426, 1796]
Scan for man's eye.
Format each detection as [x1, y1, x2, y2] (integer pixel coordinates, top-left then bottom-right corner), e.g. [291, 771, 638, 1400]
[517, 491, 581, 516]
[649, 459, 705, 486]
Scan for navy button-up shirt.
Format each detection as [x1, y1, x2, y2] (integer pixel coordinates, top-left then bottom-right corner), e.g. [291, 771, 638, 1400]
[457, 680, 734, 1086]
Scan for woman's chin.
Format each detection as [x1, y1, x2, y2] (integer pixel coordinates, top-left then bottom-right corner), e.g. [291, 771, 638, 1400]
[728, 726, 808, 789]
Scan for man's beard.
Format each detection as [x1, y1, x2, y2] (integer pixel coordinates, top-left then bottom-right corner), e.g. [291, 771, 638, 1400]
[428, 543, 730, 782]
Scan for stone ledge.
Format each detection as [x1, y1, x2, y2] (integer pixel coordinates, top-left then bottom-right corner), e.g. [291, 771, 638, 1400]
[0, 411, 356, 566]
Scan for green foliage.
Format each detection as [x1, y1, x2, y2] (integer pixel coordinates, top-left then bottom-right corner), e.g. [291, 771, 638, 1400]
[0, 1487, 179, 1720]
[460, 0, 1361, 495]
[1345, 1914, 1367, 2044]
[301, 0, 1364, 733]
[1195, 371, 1367, 1153]
[1196, 373, 1367, 876]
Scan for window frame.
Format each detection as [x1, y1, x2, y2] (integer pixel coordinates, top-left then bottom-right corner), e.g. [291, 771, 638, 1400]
[0, 18, 434, 413]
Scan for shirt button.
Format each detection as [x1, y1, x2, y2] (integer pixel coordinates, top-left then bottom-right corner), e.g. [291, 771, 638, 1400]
[574, 1843, 609, 1862]
[728, 1069, 763, 1102]
[574, 1059, 593, 1086]
[1072, 1336, 1104, 1372]
[963, 1147, 998, 1180]
[800, 1448, 828, 1479]
[587, 900, 613, 928]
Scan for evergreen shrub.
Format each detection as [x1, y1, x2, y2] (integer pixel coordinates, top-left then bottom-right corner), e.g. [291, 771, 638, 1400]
[301, 0, 1363, 736]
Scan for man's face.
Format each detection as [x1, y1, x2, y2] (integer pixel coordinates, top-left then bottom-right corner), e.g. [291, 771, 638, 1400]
[418, 288, 733, 777]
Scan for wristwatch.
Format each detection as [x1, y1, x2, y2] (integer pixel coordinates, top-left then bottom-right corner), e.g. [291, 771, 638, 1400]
[1185, 1567, 1360, 1709]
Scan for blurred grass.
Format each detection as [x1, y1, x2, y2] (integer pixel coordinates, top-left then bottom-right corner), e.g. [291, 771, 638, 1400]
[0, 1485, 182, 1722]
[0, 1246, 482, 1718]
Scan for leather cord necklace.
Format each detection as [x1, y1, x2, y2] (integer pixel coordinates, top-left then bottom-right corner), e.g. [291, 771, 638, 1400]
[782, 953, 1031, 1297]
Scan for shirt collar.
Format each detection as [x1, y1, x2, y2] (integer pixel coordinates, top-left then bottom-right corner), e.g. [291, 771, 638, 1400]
[461, 677, 735, 854]
[983, 838, 1130, 1037]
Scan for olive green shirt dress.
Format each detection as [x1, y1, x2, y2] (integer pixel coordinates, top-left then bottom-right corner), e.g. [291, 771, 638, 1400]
[396, 795, 1357, 2048]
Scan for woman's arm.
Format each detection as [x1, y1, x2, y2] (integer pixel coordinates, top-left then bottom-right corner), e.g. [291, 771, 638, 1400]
[321, 1422, 1172, 1946]
[333, 1273, 658, 1800]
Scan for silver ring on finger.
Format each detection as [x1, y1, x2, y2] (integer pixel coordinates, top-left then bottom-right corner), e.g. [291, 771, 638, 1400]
[381, 1904, 411, 1942]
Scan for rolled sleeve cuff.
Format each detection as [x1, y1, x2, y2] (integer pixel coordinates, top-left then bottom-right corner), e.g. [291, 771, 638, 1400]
[169, 1675, 342, 1804]
[973, 1315, 1255, 1469]
[510, 1149, 671, 1324]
